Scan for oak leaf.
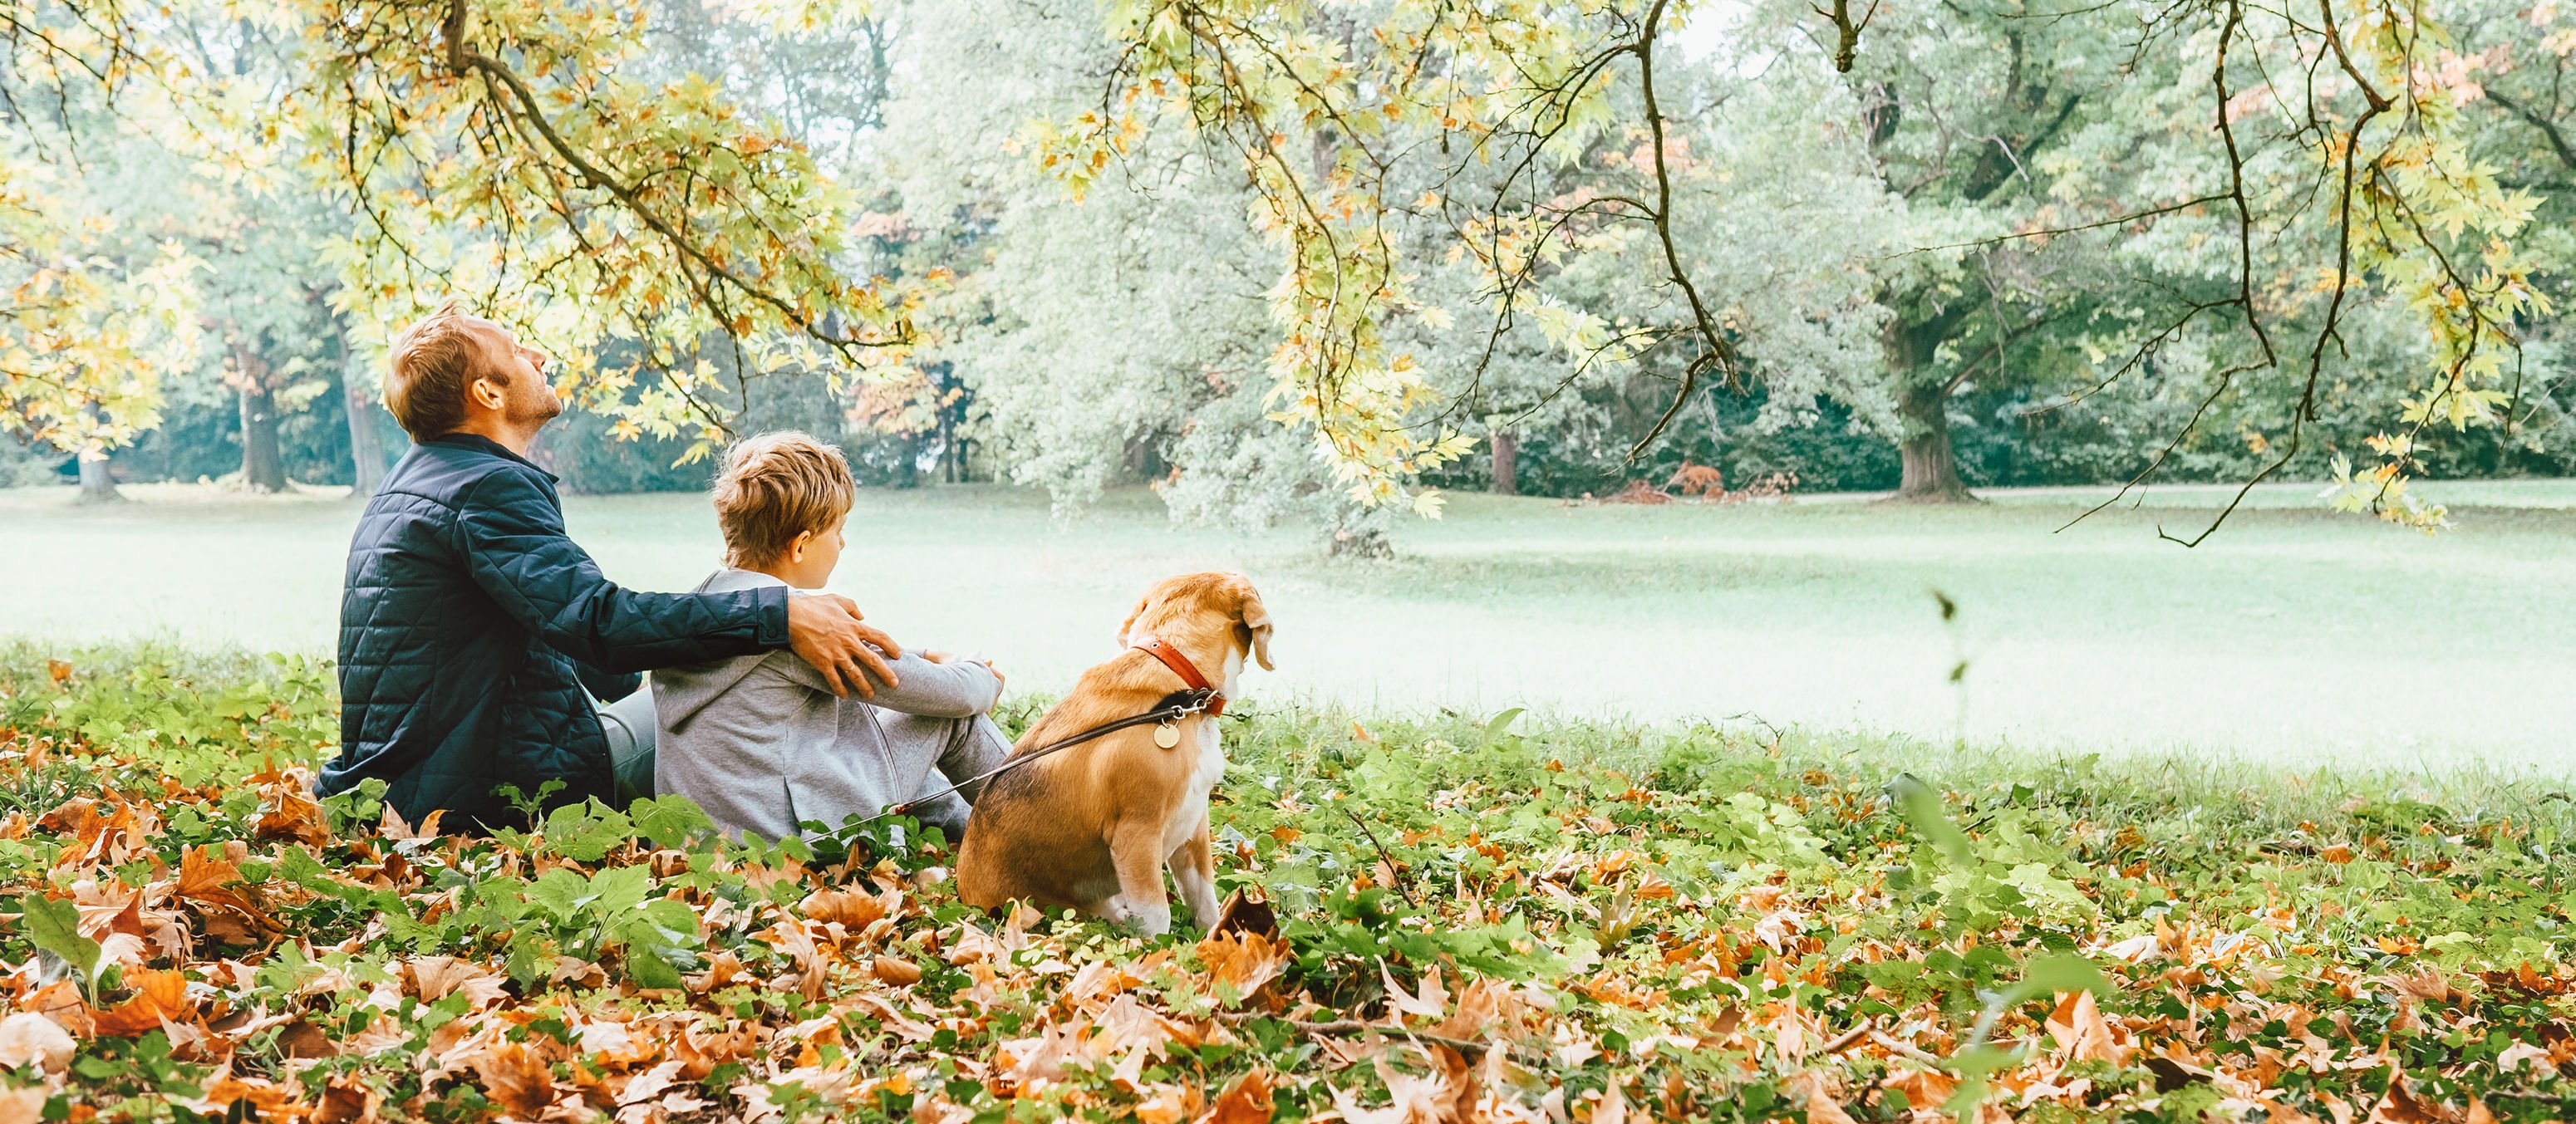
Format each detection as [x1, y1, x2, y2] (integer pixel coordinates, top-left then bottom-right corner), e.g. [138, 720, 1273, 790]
[469, 1039, 563, 1118]
[799, 886, 889, 929]
[1135, 1086, 1202, 1124]
[1197, 929, 1288, 999]
[2044, 989, 2130, 1066]
[1883, 1067, 1957, 1108]
[408, 956, 509, 1009]
[1791, 1073, 1858, 1124]
[313, 1074, 381, 1124]
[88, 966, 189, 1037]
[1202, 1069, 1274, 1124]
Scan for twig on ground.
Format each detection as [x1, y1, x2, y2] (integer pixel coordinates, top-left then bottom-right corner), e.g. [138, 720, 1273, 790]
[1871, 1028, 1944, 1066]
[1345, 807, 1423, 908]
[1216, 1011, 1492, 1057]
[1823, 1018, 1875, 1054]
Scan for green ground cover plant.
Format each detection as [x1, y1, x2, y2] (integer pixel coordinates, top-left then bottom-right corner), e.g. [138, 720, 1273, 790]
[0, 645, 2569, 1122]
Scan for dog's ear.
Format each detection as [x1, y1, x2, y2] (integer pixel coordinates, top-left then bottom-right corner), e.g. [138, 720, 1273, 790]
[1231, 577, 1274, 671]
[1114, 593, 1151, 648]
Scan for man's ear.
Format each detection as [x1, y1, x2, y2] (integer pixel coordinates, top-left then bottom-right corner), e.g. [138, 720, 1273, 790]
[468, 375, 506, 412]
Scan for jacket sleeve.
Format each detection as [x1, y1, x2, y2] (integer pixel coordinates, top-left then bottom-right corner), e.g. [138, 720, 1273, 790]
[570, 657, 645, 704]
[455, 468, 789, 673]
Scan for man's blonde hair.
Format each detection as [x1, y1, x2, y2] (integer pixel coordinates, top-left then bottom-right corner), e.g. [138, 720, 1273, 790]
[384, 297, 484, 439]
[713, 431, 856, 568]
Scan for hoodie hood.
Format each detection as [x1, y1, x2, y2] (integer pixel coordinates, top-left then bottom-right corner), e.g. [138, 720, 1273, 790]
[653, 568, 797, 731]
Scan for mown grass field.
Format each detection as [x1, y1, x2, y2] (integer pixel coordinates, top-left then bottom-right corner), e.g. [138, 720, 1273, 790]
[0, 647, 2569, 1122]
[3, 479, 2574, 773]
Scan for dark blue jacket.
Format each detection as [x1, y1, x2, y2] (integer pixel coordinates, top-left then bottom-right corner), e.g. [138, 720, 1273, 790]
[323, 434, 787, 831]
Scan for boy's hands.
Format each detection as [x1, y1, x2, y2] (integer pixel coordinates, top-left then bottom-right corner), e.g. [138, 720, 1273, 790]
[925, 650, 1006, 693]
[927, 644, 1005, 695]
[787, 594, 902, 698]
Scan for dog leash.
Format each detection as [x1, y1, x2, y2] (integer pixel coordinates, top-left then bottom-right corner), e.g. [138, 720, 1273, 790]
[861, 685, 1221, 826]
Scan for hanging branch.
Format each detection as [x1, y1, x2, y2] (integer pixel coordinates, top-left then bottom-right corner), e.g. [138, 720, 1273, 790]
[434, 0, 902, 366]
[1623, 0, 1743, 460]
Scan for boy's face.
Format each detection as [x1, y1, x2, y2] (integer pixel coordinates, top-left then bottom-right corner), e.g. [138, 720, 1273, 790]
[776, 511, 848, 590]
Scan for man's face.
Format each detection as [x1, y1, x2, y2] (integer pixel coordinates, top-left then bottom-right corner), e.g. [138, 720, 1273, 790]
[463, 317, 563, 426]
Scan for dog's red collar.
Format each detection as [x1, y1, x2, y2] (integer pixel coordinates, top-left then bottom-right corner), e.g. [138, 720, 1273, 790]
[1129, 636, 1226, 716]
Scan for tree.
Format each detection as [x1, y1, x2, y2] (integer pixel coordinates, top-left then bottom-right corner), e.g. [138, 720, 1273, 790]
[2, 0, 921, 471]
[878, 0, 1407, 549]
[6, 0, 2550, 543]
[293, 0, 924, 458]
[0, 133, 195, 470]
[337, 311, 391, 493]
[1812, 0, 2162, 503]
[1053, 0, 2544, 537]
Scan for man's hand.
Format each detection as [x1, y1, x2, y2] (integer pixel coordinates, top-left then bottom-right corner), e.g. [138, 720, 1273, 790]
[787, 594, 902, 699]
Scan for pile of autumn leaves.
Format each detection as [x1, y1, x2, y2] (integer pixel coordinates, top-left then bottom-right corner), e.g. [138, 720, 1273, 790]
[0, 667, 2571, 1123]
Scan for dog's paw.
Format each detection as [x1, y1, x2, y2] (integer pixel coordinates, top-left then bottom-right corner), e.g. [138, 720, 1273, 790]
[1107, 897, 1173, 937]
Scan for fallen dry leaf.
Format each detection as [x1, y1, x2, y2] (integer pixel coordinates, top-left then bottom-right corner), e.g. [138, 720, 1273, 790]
[0, 1013, 75, 1073]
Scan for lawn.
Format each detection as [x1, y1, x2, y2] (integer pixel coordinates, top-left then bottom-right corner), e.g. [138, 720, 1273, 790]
[2, 479, 2573, 774]
[0, 647, 2568, 1122]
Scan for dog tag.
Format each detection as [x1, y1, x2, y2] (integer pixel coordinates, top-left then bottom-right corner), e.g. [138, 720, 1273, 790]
[1153, 723, 1182, 749]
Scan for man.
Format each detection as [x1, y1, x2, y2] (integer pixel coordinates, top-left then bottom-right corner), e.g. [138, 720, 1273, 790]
[322, 298, 902, 832]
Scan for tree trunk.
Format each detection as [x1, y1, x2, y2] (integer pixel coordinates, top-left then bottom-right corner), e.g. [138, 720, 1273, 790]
[237, 343, 288, 493]
[1882, 307, 1978, 503]
[1489, 430, 1519, 496]
[76, 450, 121, 504]
[338, 326, 388, 496]
[1891, 379, 1975, 502]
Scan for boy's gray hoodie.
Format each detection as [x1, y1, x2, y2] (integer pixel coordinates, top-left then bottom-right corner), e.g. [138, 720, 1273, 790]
[652, 568, 1010, 842]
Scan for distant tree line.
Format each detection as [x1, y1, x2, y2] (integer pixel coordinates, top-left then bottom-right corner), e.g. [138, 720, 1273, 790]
[5, 0, 2569, 537]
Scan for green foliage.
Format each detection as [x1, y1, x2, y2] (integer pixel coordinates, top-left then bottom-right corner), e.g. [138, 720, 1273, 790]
[12, 0, 2569, 546]
[17, 892, 103, 996]
[2, 640, 2573, 1118]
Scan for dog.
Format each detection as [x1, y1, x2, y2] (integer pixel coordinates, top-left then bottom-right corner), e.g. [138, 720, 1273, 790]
[956, 572, 1271, 935]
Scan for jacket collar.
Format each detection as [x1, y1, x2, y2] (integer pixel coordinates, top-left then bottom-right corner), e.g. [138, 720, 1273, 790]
[422, 432, 558, 482]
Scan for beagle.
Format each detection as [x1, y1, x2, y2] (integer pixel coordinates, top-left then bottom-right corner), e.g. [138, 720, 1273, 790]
[956, 572, 1272, 935]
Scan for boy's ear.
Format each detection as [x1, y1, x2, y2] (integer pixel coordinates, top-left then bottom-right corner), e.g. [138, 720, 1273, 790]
[786, 528, 814, 563]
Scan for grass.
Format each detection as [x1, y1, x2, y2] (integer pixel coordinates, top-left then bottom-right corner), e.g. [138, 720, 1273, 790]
[0, 645, 2569, 1122]
[3, 478, 2574, 774]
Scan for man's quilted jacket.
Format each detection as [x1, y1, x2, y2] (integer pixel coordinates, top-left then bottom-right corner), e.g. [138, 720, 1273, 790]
[323, 434, 789, 831]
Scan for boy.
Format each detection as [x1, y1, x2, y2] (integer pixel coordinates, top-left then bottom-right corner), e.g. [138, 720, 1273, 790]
[653, 432, 1010, 842]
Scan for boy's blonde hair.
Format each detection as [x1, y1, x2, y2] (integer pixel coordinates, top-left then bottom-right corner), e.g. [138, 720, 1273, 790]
[712, 431, 855, 568]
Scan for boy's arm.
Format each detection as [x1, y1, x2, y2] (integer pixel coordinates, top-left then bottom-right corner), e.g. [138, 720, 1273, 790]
[767, 643, 998, 719]
[874, 655, 1001, 718]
